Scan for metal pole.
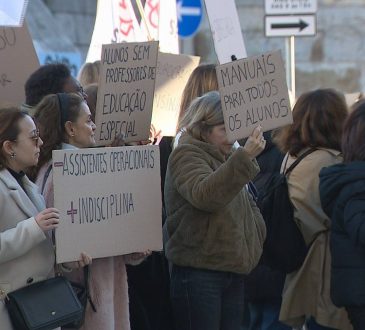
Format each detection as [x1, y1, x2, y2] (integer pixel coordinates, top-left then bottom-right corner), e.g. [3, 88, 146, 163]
[290, 35, 296, 100]
[285, 36, 296, 102]
[285, 37, 290, 91]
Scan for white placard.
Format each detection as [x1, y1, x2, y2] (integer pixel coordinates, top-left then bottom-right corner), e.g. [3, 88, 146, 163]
[158, 0, 179, 54]
[0, 0, 28, 27]
[86, 0, 146, 62]
[53, 146, 163, 263]
[204, 0, 247, 64]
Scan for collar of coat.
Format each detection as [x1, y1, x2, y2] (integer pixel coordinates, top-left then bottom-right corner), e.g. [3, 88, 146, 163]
[0, 169, 45, 217]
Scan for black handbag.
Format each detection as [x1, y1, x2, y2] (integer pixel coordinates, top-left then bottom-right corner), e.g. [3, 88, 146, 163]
[64, 266, 96, 329]
[39, 165, 96, 329]
[5, 276, 83, 330]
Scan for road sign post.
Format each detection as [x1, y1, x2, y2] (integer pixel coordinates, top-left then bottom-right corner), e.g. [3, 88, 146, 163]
[265, 0, 318, 100]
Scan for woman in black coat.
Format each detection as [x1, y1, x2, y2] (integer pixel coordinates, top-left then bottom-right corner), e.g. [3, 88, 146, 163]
[319, 100, 365, 330]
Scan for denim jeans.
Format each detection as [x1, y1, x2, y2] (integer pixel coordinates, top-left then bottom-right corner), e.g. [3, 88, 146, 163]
[306, 317, 338, 330]
[170, 264, 245, 330]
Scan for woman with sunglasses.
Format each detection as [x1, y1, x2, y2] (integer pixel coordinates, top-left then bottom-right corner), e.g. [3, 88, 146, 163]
[0, 107, 60, 329]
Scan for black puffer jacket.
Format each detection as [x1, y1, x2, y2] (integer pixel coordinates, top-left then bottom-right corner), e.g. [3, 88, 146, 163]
[319, 161, 365, 307]
[244, 131, 286, 303]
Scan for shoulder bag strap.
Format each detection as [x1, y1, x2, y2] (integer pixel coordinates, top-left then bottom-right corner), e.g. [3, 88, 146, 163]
[284, 148, 317, 176]
[84, 265, 97, 312]
[41, 164, 53, 195]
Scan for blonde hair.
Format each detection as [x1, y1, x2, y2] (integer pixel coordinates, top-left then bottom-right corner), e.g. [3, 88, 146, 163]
[184, 91, 224, 141]
[77, 61, 101, 86]
[177, 64, 218, 133]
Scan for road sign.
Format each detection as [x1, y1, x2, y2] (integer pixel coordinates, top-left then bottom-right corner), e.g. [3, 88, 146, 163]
[265, 15, 316, 37]
[177, 0, 203, 38]
[265, 0, 317, 15]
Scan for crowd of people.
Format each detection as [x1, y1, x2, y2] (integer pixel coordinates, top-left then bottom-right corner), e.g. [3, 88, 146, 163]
[0, 60, 365, 330]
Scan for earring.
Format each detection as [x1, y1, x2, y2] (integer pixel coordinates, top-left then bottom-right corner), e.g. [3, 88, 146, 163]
[10, 152, 16, 159]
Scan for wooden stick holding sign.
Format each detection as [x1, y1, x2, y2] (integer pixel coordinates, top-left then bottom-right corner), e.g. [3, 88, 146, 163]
[94, 41, 159, 145]
[216, 50, 293, 142]
[135, 0, 152, 41]
[53, 145, 162, 263]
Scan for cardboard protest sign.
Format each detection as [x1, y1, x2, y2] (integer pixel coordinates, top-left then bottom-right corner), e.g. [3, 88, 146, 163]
[94, 41, 159, 145]
[151, 52, 200, 137]
[0, 0, 28, 27]
[0, 23, 39, 107]
[204, 0, 247, 64]
[216, 50, 293, 142]
[53, 145, 162, 263]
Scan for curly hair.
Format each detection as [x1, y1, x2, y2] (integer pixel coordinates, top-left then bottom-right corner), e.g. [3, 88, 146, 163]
[25, 64, 71, 106]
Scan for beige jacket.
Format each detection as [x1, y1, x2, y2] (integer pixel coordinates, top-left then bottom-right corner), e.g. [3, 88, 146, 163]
[164, 134, 266, 274]
[279, 148, 351, 329]
[0, 169, 54, 330]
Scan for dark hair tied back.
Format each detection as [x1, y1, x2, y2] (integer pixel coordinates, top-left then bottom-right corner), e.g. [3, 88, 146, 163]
[57, 93, 70, 129]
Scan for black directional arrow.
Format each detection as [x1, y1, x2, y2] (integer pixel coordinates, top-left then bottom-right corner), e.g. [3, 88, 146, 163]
[271, 19, 309, 31]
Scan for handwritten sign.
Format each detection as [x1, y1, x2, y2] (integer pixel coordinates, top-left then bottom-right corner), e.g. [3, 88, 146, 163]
[151, 52, 200, 137]
[94, 41, 159, 145]
[204, 0, 247, 64]
[53, 145, 162, 263]
[0, 23, 39, 107]
[216, 50, 293, 141]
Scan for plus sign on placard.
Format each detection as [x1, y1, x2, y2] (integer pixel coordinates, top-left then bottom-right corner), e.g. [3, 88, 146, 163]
[67, 201, 78, 223]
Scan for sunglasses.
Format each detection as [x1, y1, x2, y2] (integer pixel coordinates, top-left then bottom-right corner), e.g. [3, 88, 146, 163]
[14, 129, 41, 147]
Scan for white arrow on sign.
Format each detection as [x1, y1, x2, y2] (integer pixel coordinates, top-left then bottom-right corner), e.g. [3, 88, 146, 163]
[177, 0, 202, 22]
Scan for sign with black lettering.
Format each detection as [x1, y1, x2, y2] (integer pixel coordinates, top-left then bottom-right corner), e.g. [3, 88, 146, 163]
[0, 23, 39, 107]
[94, 41, 159, 145]
[216, 50, 293, 141]
[53, 146, 162, 263]
[151, 52, 200, 137]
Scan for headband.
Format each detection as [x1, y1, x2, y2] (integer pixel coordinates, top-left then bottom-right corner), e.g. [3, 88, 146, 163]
[57, 93, 70, 129]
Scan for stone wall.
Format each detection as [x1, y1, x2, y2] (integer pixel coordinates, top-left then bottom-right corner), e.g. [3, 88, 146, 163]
[184, 0, 365, 95]
[43, 0, 97, 58]
[41, 0, 365, 95]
